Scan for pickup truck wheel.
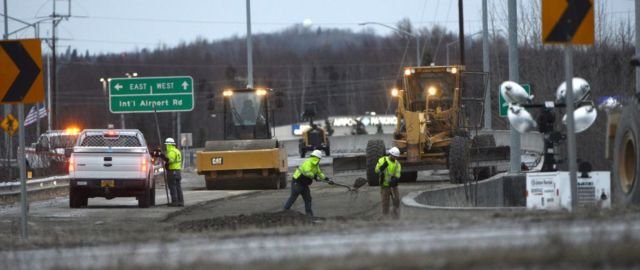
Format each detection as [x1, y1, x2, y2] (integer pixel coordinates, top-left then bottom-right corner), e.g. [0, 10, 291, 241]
[69, 189, 87, 208]
[138, 185, 151, 208]
[69, 189, 81, 208]
[150, 179, 156, 206]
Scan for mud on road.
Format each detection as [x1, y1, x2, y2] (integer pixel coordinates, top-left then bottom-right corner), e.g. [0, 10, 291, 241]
[1, 171, 640, 269]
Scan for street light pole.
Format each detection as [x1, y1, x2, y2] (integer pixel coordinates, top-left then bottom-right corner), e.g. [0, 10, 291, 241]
[359, 22, 420, 66]
[246, 0, 254, 88]
[99, 78, 111, 126]
[482, 0, 491, 130]
[122, 73, 138, 129]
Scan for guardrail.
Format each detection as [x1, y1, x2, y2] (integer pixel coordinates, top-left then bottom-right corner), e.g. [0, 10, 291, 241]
[0, 175, 69, 195]
[0, 164, 165, 204]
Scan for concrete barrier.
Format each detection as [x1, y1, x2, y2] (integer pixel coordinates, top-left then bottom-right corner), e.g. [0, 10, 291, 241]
[279, 134, 393, 157]
[402, 173, 526, 210]
[475, 129, 543, 152]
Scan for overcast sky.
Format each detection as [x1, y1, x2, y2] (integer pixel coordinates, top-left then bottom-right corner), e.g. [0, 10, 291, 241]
[3, 0, 636, 55]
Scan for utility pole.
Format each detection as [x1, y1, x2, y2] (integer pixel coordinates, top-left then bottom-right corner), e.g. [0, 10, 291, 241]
[246, 0, 253, 89]
[508, 0, 521, 173]
[49, 0, 71, 130]
[482, 0, 491, 130]
[458, 0, 465, 65]
[3, 0, 10, 168]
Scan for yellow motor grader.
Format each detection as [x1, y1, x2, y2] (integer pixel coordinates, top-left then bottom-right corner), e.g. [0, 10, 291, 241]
[363, 65, 509, 185]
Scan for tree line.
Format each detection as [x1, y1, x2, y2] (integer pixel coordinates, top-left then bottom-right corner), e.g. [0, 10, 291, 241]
[4, 1, 635, 171]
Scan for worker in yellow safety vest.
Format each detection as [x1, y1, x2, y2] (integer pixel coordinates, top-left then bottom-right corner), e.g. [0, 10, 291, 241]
[283, 149, 334, 216]
[164, 138, 183, 207]
[375, 147, 402, 218]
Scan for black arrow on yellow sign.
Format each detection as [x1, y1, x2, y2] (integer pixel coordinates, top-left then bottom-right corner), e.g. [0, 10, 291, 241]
[0, 41, 41, 102]
[545, 0, 592, 42]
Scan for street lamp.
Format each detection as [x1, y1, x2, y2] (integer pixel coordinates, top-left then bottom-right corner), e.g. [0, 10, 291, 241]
[119, 72, 139, 129]
[359, 22, 421, 66]
[99, 77, 111, 95]
[99, 77, 112, 127]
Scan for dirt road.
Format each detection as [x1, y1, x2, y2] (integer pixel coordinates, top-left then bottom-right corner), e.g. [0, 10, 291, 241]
[1, 169, 640, 269]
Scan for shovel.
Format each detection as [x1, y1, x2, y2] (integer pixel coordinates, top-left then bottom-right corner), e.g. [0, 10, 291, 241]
[331, 177, 367, 192]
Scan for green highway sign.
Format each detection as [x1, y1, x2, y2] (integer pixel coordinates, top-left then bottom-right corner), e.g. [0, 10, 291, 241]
[109, 76, 194, 113]
[499, 83, 531, 117]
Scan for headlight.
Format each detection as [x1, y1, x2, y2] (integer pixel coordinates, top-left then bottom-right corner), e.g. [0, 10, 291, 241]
[391, 88, 399, 97]
[427, 86, 438, 96]
[256, 88, 267, 96]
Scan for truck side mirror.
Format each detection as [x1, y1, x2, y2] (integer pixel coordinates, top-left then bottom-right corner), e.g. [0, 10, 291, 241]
[64, 149, 73, 158]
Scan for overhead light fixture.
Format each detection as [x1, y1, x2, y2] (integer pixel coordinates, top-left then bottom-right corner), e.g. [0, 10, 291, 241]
[499, 81, 533, 104]
[507, 104, 537, 133]
[556, 77, 590, 104]
[563, 104, 597, 133]
[223, 89, 233, 97]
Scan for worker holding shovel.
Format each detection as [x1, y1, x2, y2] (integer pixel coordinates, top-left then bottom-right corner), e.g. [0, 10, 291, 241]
[283, 150, 334, 217]
[375, 147, 402, 218]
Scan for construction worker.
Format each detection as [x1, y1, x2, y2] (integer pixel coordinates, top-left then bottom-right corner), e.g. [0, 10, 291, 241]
[164, 138, 184, 207]
[283, 149, 333, 217]
[375, 147, 402, 218]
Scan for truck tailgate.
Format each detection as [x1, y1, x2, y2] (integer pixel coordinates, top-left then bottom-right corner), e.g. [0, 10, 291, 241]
[72, 150, 148, 179]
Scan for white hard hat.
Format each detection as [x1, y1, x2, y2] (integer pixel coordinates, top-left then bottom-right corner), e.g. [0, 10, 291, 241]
[165, 137, 176, 144]
[388, 147, 400, 157]
[310, 149, 323, 158]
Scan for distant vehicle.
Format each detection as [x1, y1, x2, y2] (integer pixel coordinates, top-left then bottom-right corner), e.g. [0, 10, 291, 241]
[68, 129, 161, 208]
[25, 127, 80, 174]
[298, 105, 330, 158]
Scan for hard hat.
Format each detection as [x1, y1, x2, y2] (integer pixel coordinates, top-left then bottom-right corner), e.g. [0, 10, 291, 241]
[388, 147, 400, 157]
[165, 137, 176, 144]
[310, 150, 323, 158]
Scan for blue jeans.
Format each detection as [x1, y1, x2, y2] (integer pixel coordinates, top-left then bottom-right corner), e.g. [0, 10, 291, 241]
[283, 181, 313, 216]
[167, 170, 183, 205]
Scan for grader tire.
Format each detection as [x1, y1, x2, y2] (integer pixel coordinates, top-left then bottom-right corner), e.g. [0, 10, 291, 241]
[612, 103, 640, 207]
[449, 136, 470, 184]
[366, 140, 386, 186]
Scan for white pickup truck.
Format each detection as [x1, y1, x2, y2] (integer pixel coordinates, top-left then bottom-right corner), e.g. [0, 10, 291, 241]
[68, 129, 160, 208]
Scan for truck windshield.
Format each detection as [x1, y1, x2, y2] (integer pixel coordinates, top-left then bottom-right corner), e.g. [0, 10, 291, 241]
[80, 135, 142, 147]
[405, 72, 454, 112]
